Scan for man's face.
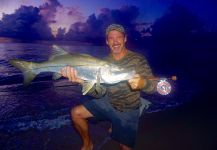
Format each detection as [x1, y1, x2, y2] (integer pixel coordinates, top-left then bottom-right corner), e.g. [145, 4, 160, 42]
[106, 30, 127, 54]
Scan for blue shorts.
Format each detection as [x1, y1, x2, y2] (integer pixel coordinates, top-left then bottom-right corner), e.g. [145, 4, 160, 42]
[83, 95, 140, 148]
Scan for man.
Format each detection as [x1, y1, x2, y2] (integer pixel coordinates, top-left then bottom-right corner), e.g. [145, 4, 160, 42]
[60, 24, 156, 150]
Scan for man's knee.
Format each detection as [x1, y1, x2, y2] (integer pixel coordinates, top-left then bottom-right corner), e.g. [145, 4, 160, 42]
[71, 105, 93, 120]
[71, 106, 81, 119]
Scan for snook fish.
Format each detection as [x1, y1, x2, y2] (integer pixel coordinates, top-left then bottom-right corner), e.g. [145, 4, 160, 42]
[9, 45, 135, 95]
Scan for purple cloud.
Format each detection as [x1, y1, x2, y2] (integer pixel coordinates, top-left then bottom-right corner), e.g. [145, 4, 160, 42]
[0, 5, 53, 40]
[64, 5, 142, 43]
[0, 2, 147, 42]
[56, 27, 66, 40]
[39, 0, 62, 24]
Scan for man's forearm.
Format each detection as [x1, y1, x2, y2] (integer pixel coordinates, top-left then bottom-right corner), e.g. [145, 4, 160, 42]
[142, 79, 157, 94]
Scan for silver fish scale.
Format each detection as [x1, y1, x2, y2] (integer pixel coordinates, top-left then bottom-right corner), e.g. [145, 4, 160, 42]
[74, 66, 100, 82]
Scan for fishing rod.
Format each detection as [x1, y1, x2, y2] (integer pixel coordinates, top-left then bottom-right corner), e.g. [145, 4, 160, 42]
[144, 75, 177, 81]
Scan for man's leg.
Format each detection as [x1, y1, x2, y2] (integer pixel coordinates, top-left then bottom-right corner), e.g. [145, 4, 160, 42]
[71, 105, 93, 150]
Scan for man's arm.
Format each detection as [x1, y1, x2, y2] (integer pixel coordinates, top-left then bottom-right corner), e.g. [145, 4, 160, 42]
[60, 66, 106, 98]
[128, 56, 156, 93]
[60, 66, 84, 84]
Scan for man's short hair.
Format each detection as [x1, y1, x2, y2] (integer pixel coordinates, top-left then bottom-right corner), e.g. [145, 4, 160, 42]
[106, 24, 126, 35]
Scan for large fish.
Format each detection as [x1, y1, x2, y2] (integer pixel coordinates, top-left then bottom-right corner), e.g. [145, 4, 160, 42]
[9, 45, 135, 95]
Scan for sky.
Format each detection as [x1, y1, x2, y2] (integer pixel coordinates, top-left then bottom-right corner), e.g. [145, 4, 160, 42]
[0, 0, 216, 36]
[0, 0, 168, 21]
[0, 0, 168, 35]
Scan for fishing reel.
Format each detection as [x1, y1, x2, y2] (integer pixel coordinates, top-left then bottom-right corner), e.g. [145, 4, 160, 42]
[147, 76, 177, 95]
[157, 79, 171, 95]
[157, 76, 177, 95]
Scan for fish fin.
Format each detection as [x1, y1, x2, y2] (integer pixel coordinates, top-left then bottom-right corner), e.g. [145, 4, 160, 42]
[79, 53, 92, 57]
[50, 45, 69, 60]
[95, 69, 101, 90]
[82, 81, 95, 95]
[52, 73, 62, 80]
[9, 59, 37, 86]
[23, 71, 37, 86]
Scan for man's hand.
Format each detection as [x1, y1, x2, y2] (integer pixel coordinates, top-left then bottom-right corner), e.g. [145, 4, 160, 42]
[60, 66, 84, 84]
[128, 74, 147, 90]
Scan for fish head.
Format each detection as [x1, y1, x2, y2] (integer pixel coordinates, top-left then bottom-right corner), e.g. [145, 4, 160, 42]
[100, 64, 135, 84]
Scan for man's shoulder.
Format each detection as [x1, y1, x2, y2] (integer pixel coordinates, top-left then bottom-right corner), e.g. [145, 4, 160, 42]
[127, 50, 147, 60]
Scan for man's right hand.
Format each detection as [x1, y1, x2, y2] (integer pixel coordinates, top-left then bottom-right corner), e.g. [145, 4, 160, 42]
[60, 66, 84, 84]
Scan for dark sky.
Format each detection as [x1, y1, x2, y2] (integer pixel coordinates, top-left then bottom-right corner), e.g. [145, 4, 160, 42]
[0, 0, 216, 36]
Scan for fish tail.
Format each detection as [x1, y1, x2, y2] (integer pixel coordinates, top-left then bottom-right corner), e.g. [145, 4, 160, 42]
[9, 59, 38, 86]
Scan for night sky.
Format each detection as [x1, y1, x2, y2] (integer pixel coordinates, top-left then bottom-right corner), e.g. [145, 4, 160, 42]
[0, 0, 216, 38]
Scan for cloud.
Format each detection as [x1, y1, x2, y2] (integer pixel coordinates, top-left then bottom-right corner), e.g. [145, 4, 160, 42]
[39, 0, 62, 23]
[50, 6, 85, 36]
[0, 5, 53, 40]
[0, 2, 145, 42]
[64, 5, 142, 43]
[0, 0, 84, 40]
[0, 0, 147, 42]
[56, 27, 66, 40]
[38, 0, 85, 36]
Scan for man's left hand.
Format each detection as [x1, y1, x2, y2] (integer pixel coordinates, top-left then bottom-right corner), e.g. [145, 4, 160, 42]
[128, 74, 147, 90]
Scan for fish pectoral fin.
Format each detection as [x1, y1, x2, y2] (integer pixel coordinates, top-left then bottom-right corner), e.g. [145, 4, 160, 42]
[95, 71, 101, 91]
[52, 73, 62, 80]
[23, 71, 37, 86]
[82, 81, 95, 95]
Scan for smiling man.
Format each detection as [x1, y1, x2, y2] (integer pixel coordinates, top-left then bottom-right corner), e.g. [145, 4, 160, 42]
[61, 24, 156, 150]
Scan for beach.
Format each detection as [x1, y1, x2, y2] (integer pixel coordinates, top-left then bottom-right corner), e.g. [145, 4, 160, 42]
[1, 87, 216, 150]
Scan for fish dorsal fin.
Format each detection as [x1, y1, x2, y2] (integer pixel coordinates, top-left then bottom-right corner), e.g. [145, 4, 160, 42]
[79, 53, 93, 57]
[50, 45, 69, 60]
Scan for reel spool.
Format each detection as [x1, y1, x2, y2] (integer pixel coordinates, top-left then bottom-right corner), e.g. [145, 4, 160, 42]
[157, 79, 172, 95]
